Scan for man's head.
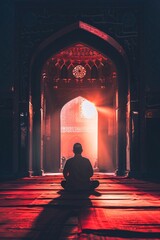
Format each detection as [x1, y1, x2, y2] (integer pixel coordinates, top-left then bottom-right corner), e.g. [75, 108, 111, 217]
[73, 143, 83, 154]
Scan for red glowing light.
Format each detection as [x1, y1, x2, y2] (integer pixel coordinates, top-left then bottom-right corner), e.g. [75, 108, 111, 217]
[60, 97, 98, 168]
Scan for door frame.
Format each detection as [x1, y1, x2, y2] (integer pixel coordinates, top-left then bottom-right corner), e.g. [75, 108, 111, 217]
[29, 21, 130, 176]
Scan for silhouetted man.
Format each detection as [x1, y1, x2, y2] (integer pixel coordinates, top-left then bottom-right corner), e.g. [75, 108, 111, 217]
[61, 143, 99, 191]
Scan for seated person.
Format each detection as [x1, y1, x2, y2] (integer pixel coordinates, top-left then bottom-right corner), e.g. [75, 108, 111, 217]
[61, 143, 99, 191]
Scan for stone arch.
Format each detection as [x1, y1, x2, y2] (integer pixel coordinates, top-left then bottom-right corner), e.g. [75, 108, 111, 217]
[29, 21, 130, 176]
[60, 96, 98, 169]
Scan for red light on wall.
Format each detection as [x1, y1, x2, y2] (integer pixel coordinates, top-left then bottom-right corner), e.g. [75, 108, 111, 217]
[60, 97, 98, 168]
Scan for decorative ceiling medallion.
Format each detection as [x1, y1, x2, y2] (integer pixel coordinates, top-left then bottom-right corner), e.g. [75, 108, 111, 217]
[72, 65, 86, 78]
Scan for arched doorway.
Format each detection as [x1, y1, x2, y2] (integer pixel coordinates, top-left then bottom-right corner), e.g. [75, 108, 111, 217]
[60, 96, 98, 169]
[41, 43, 117, 173]
[29, 22, 130, 176]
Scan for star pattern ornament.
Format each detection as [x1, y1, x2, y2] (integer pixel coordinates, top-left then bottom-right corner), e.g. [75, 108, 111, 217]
[72, 65, 86, 78]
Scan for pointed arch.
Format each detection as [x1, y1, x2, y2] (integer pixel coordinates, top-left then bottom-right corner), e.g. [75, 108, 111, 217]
[60, 96, 98, 169]
[31, 21, 128, 66]
[60, 65, 68, 79]
[91, 65, 98, 79]
[29, 21, 130, 176]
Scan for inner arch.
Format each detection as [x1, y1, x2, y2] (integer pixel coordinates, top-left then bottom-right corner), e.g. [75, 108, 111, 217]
[60, 96, 98, 169]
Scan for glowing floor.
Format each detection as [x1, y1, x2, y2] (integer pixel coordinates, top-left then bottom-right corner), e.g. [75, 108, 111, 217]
[0, 173, 160, 239]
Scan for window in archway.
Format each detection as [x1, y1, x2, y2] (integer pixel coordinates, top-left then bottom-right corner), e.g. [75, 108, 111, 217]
[60, 96, 98, 169]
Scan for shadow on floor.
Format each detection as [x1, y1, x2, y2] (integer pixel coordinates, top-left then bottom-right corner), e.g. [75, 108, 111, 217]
[24, 189, 101, 239]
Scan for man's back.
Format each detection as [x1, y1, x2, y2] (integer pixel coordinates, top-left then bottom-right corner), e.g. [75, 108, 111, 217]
[61, 143, 99, 191]
[63, 155, 93, 190]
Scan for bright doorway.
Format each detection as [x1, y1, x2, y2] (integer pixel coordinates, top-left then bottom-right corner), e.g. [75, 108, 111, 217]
[60, 96, 98, 169]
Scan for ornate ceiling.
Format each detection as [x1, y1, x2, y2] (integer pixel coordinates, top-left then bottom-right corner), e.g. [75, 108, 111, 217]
[42, 43, 117, 89]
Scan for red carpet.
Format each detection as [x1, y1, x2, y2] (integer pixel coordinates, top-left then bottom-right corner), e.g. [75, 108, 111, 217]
[79, 208, 160, 233]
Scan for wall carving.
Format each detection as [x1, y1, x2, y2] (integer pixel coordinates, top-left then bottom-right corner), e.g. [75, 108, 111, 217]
[16, 3, 139, 101]
[42, 43, 117, 89]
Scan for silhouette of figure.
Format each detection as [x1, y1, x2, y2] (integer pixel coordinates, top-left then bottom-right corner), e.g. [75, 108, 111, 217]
[61, 143, 99, 191]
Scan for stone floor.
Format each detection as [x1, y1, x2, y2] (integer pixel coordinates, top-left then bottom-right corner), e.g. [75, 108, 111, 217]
[0, 173, 160, 239]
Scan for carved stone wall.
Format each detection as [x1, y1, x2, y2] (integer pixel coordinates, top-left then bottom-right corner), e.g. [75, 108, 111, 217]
[15, 1, 140, 102]
[0, 0, 15, 176]
[1, 0, 160, 178]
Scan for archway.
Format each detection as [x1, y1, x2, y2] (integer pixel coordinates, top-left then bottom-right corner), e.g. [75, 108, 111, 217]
[60, 96, 98, 169]
[29, 21, 130, 176]
[41, 43, 117, 173]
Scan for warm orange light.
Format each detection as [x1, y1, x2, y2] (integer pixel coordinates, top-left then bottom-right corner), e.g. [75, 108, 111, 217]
[81, 100, 96, 119]
[60, 97, 98, 168]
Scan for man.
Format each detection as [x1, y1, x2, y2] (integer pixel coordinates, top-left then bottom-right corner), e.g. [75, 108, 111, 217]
[61, 143, 99, 191]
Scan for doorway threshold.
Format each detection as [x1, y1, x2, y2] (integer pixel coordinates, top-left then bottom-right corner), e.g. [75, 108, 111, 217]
[44, 172, 63, 176]
[44, 172, 116, 176]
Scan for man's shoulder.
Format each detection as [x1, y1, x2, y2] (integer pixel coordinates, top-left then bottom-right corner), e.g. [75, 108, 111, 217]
[67, 156, 90, 162]
[82, 156, 90, 162]
[67, 157, 74, 162]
